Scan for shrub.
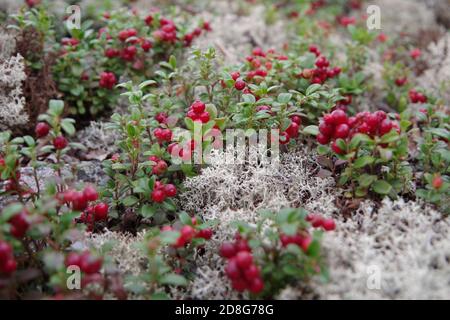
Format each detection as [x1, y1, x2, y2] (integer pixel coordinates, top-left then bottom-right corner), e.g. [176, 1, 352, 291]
[220, 207, 333, 299]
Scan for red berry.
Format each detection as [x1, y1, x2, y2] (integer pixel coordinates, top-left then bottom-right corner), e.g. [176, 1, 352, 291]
[53, 136, 68, 150]
[197, 228, 213, 240]
[235, 239, 251, 252]
[65, 252, 81, 267]
[231, 279, 247, 292]
[152, 160, 168, 175]
[330, 109, 348, 125]
[0, 259, 17, 274]
[141, 39, 152, 52]
[334, 124, 350, 139]
[279, 131, 290, 145]
[249, 277, 264, 294]
[164, 184, 177, 197]
[244, 264, 260, 281]
[317, 133, 330, 145]
[83, 185, 98, 202]
[319, 122, 333, 137]
[300, 236, 312, 253]
[225, 259, 241, 280]
[290, 115, 302, 125]
[331, 141, 345, 154]
[220, 242, 236, 258]
[0, 241, 13, 264]
[80, 253, 102, 274]
[432, 176, 443, 189]
[191, 101, 206, 114]
[35, 122, 50, 138]
[286, 122, 300, 138]
[72, 191, 88, 211]
[180, 225, 195, 241]
[324, 114, 334, 126]
[9, 211, 30, 239]
[322, 219, 336, 231]
[230, 71, 240, 81]
[94, 203, 109, 221]
[199, 112, 210, 123]
[235, 251, 253, 269]
[379, 119, 393, 136]
[151, 189, 166, 203]
[234, 80, 246, 91]
[99, 72, 117, 89]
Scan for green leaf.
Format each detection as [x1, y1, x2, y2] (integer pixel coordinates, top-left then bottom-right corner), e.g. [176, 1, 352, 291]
[277, 93, 292, 104]
[184, 117, 194, 131]
[179, 212, 192, 225]
[122, 196, 139, 207]
[0, 203, 23, 222]
[372, 180, 392, 195]
[354, 156, 375, 169]
[23, 136, 35, 147]
[242, 94, 256, 104]
[61, 120, 76, 136]
[139, 80, 157, 89]
[160, 230, 180, 245]
[159, 274, 187, 287]
[358, 174, 377, 187]
[169, 55, 177, 69]
[49, 100, 64, 116]
[306, 84, 321, 96]
[140, 205, 155, 218]
[205, 104, 218, 120]
[380, 131, 399, 144]
[302, 125, 319, 136]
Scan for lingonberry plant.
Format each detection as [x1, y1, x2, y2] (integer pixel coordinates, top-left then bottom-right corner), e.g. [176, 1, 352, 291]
[415, 106, 450, 214]
[126, 213, 214, 299]
[103, 80, 184, 226]
[307, 109, 413, 198]
[0, 101, 118, 299]
[221, 208, 333, 299]
[49, 8, 209, 116]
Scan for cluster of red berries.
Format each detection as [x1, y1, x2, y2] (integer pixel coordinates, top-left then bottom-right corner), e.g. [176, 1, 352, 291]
[153, 127, 173, 143]
[8, 209, 30, 239]
[35, 121, 69, 150]
[99, 71, 117, 90]
[150, 17, 179, 43]
[279, 115, 302, 145]
[61, 37, 79, 48]
[183, 22, 211, 46]
[148, 156, 168, 175]
[0, 240, 17, 275]
[409, 89, 428, 104]
[168, 139, 196, 161]
[280, 215, 335, 252]
[61, 186, 109, 227]
[151, 181, 177, 203]
[155, 112, 169, 124]
[220, 234, 264, 294]
[65, 251, 103, 275]
[317, 110, 399, 154]
[186, 101, 211, 123]
[337, 16, 357, 27]
[163, 217, 213, 248]
[301, 46, 341, 84]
